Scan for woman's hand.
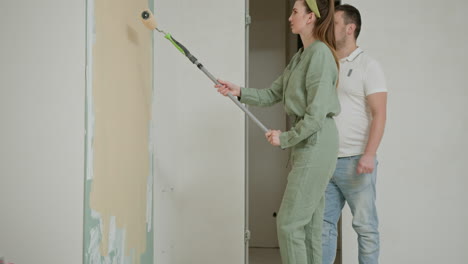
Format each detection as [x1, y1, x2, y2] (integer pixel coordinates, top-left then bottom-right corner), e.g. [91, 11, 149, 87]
[215, 79, 241, 97]
[265, 130, 282, 147]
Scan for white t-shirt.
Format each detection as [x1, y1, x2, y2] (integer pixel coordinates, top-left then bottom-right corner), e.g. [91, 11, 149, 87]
[335, 48, 387, 157]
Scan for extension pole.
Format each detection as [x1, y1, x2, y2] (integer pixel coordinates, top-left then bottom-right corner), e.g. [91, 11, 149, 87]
[141, 10, 269, 133]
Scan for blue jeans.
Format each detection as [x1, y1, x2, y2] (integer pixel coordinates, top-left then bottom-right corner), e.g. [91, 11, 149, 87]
[322, 155, 380, 264]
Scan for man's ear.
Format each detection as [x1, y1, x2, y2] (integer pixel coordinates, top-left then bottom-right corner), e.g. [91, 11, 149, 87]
[347, 24, 356, 36]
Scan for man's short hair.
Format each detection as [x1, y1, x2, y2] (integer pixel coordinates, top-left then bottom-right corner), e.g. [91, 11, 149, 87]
[336, 4, 362, 40]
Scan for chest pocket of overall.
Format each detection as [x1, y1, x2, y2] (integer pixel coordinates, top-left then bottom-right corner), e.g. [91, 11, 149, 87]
[281, 69, 293, 105]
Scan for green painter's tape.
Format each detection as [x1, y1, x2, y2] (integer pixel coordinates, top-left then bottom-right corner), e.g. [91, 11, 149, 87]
[164, 33, 186, 55]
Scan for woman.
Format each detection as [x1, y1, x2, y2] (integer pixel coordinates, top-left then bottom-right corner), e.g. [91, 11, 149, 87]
[216, 0, 339, 263]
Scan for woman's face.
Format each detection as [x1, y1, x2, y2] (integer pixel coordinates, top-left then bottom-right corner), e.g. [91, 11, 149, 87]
[289, 1, 313, 35]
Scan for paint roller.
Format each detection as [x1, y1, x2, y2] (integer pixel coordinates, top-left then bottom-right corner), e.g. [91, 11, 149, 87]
[141, 10, 269, 133]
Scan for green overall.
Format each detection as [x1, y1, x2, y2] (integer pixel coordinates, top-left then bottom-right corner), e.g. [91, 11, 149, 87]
[240, 41, 340, 264]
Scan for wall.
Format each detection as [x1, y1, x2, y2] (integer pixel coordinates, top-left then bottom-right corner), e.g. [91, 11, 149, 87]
[152, 0, 246, 263]
[340, 0, 468, 263]
[0, 0, 85, 263]
[83, 0, 154, 263]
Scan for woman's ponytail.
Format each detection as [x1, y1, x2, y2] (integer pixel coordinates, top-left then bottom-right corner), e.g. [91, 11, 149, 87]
[313, 0, 339, 70]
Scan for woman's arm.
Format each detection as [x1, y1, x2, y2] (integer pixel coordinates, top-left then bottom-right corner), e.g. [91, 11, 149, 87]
[239, 74, 285, 107]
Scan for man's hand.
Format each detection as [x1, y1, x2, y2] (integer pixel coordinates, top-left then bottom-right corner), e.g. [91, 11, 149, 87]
[357, 154, 375, 174]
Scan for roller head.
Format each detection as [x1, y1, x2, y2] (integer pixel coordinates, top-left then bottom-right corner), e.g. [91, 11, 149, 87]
[141, 9, 157, 30]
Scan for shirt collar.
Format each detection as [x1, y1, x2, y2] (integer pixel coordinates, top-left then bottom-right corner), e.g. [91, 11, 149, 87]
[340, 47, 364, 63]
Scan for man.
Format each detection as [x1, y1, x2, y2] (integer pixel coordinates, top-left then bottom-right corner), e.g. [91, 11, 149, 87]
[322, 4, 387, 264]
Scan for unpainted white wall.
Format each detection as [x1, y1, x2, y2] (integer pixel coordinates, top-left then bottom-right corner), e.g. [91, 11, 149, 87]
[152, 0, 246, 263]
[340, 1, 468, 263]
[0, 0, 85, 263]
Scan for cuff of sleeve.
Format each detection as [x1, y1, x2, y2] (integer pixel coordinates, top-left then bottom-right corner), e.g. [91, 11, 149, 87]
[239, 87, 258, 105]
[279, 132, 291, 149]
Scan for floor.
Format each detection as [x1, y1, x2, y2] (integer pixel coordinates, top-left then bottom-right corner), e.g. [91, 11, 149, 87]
[249, 248, 282, 264]
[249, 247, 341, 264]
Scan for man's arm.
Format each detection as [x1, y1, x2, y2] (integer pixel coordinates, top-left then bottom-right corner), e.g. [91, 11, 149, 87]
[357, 92, 387, 174]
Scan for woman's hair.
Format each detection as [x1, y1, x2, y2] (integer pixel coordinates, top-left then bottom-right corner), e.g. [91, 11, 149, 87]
[300, 0, 339, 69]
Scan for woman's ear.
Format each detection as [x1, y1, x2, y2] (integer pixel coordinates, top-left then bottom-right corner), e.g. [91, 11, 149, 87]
[308, 12, 316, 24]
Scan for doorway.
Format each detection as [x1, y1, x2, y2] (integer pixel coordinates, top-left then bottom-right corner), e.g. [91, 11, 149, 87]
[246, 0, 291, 262]
[246, 0, 342, 263]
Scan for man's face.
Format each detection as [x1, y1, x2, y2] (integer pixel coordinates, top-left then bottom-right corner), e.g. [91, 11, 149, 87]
[334, 11, 348, 48]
